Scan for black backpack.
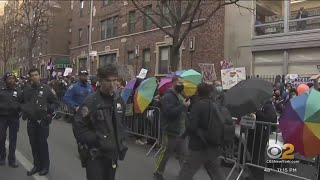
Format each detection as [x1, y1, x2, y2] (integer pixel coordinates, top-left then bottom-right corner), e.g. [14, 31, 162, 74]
[199, 100, 235, 146]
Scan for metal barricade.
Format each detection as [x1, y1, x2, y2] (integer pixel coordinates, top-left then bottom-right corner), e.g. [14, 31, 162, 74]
[235, 121, 319, 180]
[55, 97, 75, 116]
[123, 106, 161, 157]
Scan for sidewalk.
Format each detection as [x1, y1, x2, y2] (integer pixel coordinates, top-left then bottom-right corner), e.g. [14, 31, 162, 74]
[0, 162, 35, 180]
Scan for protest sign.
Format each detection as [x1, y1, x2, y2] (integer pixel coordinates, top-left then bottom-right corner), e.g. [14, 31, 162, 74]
[198, 63, 217, 83]
[63, 68, 73, 77]
[221, 67, 246, 89]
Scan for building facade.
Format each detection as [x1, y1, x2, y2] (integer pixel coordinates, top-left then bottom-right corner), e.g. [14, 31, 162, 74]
[225, 0, 320, 76]
[70, 1, 225, 78]
[2, 0, 71, 78]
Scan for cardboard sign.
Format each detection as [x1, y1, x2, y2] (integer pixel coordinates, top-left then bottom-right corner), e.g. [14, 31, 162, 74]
[221, 67, 246, 89]
[198, 63, 217, 83]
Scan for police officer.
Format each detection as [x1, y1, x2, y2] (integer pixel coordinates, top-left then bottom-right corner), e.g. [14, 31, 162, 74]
[73, 65, 128, 180]
[63, 69, 93, 113]
[0, 72, 22, 168]
[21, 68, 59, 176]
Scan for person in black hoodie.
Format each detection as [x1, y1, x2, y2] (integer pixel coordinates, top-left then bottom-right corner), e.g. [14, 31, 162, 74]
[179, 83, 225, 180]
[154, 75, 190, 179]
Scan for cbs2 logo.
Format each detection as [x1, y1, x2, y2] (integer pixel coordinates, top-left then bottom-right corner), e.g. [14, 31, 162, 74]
[267, 143, 295, 159]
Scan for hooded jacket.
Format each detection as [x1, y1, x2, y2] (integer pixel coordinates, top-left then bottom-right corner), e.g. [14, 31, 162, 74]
[160, 89, 187, 136]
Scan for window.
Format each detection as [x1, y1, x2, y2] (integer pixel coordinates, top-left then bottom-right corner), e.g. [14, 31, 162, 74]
[80, 0, 84, 17]
[103, 0, 112, 6]
[255, 0, 285, 35]
[101, 16, 118, 39]
[128, 11, 136, 34]
[158, 46, 169, 74]
[99, 53, 116, 67]
[289, 0, 320, 32]
[143, 5, 152, 31]
[143, 49, 150, 70]
[255, 0, 320, 35]
[78, 28, 82, 45]
[79, 58, 87, 69]
[161, 2, 172, 27]
[128, 51, 135, 65]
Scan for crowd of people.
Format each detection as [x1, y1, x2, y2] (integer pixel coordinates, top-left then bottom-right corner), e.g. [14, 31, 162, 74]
[1, 66, 319, 180]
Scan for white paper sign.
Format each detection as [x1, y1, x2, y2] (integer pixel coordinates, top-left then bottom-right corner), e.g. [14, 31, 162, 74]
[240, 115, 256, 129]
[63, 67, 73, 76]
[198, 63, 217, 83]
[136, 68, 148, 79]
[221, 67, 246, 89]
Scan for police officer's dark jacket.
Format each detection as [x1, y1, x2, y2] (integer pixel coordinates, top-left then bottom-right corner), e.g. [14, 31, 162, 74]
[73, 90, 128, 161]
[22, 83, 59, 121]
[0, 85, 23, 117]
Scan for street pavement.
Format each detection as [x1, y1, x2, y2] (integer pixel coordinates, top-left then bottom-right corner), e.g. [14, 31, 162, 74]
[0, 119, 318, 180]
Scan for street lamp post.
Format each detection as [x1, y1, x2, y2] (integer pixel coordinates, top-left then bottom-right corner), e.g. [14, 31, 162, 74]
[87, 0, 93, 74]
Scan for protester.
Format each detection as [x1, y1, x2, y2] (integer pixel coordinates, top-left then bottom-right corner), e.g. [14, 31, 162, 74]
[73, 65, 128, 180]
[154, 75, 190, 179]
[21, 68, 59, 176]
[179, 83, 225, 180]
[0, 72, 22, 168]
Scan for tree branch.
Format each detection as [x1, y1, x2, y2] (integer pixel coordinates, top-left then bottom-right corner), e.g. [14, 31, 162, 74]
[132, 0, 174, 37]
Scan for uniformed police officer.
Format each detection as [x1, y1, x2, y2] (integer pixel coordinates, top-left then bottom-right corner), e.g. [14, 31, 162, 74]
[73, 65, 128, 180]
[21, 68, 59, 176]
[63, 69, 93, 113]
[0, 72, 22, 168]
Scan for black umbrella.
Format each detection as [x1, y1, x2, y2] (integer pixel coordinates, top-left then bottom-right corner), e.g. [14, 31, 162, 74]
[223, 78, 273, 117]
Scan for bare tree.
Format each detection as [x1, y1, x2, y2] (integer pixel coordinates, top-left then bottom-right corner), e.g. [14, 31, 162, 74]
[0, 11, 14, 73]
[132, 0, 248, 72]
[14, 0, 53, 68]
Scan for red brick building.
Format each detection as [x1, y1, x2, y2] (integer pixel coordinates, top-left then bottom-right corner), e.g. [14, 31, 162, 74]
[2, 0, 71, 78]
[70, 1, 225, 79]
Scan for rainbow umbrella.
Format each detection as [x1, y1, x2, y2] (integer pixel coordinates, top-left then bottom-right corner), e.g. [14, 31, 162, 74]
[180, 69, 202, 96]
[158, 77, 172, 95]
[180, 69, 202, 85]
[279, 88, 320, 157]
[121, 79, 137, 104]
[134, 77, 157, 113]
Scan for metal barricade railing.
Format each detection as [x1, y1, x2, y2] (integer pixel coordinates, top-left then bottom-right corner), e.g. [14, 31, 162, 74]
[55, 97, 75, 116]
[123, 106, 161, 157]
[235, 121, 319, 180]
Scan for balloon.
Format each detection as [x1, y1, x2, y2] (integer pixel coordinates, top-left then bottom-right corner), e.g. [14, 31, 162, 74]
[297, 84, 310, 95]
